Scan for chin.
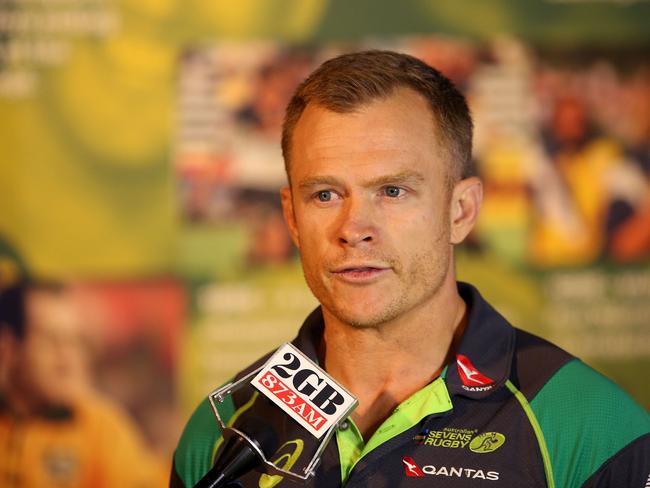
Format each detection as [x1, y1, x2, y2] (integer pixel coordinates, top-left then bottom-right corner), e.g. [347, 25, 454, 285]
[328, 301, 403, 329]
[309, 279, 405, 327]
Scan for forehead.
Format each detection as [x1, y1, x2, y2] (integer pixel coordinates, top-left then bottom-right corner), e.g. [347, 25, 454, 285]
[289, 88, 445, 183]
[26, 290, 82, 336]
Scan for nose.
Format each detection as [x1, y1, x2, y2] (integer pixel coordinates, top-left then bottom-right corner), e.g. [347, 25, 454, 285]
[336, 196, 376, 247]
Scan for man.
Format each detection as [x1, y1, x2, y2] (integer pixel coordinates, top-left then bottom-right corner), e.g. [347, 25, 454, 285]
[0, 282, 166, 487]
[172, 51, 649, 487]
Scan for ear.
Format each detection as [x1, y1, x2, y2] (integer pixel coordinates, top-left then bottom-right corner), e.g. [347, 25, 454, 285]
[280, 186, 300, 249]
[0, 328, 18, 385]
[449, 177, 483, 245]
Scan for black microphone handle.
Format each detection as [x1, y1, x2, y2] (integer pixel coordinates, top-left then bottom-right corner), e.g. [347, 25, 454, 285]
[194, 418, 278, 488]
[195, 435, 261, 488]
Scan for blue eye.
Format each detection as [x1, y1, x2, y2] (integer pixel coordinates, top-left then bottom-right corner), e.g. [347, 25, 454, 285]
[384, 186, 402, 198]
[317, 190, 332, 202]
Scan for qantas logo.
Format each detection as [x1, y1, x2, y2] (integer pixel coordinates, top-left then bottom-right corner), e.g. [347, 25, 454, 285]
[402, 457, 424, 477]
[456, 354, 494, 390]
[402, 455, 500, 480]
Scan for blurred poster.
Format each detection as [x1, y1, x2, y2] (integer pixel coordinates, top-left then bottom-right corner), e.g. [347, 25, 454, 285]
[175, 37, 650, 409]
[76, 279, 185, 455]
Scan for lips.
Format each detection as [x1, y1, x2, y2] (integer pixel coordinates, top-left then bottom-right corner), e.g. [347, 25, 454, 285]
[331, 264, 391, 283]
[332, 264, 388, 273]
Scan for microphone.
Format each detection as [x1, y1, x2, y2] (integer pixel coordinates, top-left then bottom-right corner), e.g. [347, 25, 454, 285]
[203, 343, 358, 484]
[194, 418, 278, 488]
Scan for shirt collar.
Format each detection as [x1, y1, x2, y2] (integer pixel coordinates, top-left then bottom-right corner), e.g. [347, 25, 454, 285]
[444, 282, 515, 399]
[291, 306, 325, 363]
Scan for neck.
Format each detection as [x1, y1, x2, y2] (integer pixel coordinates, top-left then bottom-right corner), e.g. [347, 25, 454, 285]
[322, 274, 467, 440]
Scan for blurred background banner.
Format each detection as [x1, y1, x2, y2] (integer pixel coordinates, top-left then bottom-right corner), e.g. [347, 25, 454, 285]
[1, 0, 649, 465]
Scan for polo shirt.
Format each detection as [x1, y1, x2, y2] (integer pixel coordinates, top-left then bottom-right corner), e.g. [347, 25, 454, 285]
[172, 282, 650, 487]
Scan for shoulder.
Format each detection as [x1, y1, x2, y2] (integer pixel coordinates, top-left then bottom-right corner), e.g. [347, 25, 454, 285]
[172, 353, 272, 487]
[75, 392, 144, 439]
[513, 331, 650, 487]
[173, 393, 235, 487]
[531, 357, 649, 439]
[75, 393, 167, 486]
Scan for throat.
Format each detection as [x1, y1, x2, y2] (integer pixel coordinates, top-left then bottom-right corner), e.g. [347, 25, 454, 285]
[349, 371, 444, 441]
[352, 391, 401, 441]
[322, 294, 468, 441]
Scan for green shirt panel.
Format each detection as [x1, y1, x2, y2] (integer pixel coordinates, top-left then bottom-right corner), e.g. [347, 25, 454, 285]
[173, 392, 236, 487]
[531, 359, 650, 488]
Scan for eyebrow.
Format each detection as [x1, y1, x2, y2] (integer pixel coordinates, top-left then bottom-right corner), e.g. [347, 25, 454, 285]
[297, 175, 343, 191]
[364, 170, 427, 187]
[297, 170, 427, 191]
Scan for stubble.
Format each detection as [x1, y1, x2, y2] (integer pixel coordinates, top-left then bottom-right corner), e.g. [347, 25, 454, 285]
[300, 215, 452, 330]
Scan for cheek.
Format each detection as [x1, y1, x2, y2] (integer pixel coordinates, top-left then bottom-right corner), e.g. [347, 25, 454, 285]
[296, 210, 334, 249]
[298, 234, 326, 272]
[394, 216, 450, 268]
[391, 206, 448, 241]
[24, 339, 69, 376]
[25, 347, 54, 377]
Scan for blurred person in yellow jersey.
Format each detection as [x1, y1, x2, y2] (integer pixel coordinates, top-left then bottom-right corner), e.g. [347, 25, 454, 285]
[0, 282, 167, 488]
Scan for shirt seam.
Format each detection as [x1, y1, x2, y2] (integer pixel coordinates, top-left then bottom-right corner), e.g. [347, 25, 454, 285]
[505, 379, 555, 488]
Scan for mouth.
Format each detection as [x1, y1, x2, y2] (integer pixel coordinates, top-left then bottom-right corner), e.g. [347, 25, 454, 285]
[331, 265, 391, 283]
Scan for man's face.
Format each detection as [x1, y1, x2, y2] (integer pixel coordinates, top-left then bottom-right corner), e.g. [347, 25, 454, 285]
[18, 290, 90, 406]
[282, 88, 456, 328]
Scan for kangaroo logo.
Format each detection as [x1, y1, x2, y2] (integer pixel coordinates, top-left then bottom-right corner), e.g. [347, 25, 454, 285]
[469, 432, 506, 454]
[402, 456, 425, 477]
[456, 354, 494, 387]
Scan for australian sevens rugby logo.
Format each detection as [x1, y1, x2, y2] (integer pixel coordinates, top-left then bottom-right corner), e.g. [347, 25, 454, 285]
[252, 343, 357, 438]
